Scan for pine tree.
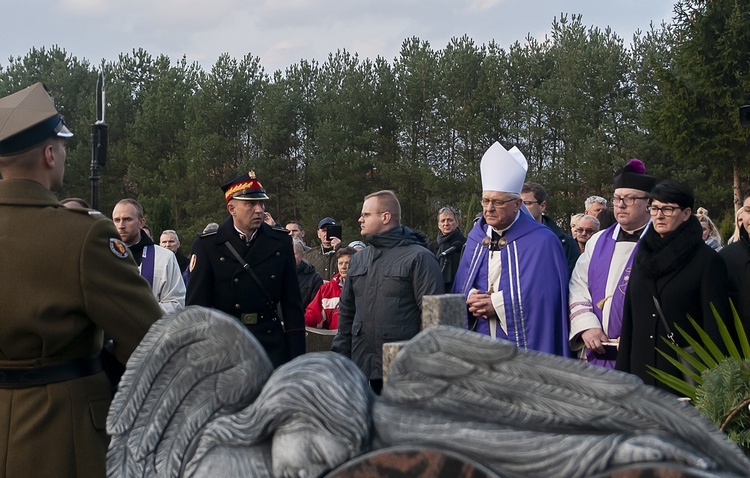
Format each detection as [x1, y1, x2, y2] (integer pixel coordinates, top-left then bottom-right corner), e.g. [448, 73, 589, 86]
[646, 0, 750, 213]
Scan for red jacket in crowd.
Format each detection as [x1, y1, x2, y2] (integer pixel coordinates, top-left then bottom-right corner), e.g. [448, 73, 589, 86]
[304, 273, 344, 329]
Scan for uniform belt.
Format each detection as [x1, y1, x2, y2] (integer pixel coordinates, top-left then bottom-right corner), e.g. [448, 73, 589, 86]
[0, 356, 103, 388]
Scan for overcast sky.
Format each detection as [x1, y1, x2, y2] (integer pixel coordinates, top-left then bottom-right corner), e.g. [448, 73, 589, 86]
[2, 0, 676, 74]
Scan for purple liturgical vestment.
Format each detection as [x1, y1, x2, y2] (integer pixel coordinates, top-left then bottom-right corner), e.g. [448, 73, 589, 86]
[585, 223, 639, 368]
[452, 211, 570, 357]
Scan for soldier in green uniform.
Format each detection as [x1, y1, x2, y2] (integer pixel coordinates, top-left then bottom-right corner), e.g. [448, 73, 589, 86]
[0, 83, 163, 477]
[186, 172, 305, 367]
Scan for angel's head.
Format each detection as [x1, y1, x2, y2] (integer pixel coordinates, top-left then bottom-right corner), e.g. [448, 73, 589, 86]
[255, 352, 374, 477]
[271, 423, 352, 478]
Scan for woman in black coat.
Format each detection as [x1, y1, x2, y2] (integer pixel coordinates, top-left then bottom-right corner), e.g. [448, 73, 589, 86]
[428, 206, 466, 292]
[615, 180, 732, 394]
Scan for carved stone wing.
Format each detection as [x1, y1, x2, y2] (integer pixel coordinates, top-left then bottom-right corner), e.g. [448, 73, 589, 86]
[106, 307, 274, 478]
[378, 326, 750, 477]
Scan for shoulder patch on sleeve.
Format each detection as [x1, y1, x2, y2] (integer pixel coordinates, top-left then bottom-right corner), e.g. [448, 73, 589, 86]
[189, 254, 197, 272]
[109, 238, 130, 259]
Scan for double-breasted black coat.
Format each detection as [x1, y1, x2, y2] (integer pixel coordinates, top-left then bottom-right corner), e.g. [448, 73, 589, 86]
[186, 217, 305, 367]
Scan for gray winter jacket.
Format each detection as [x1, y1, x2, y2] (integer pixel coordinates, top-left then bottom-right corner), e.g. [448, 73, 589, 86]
[332, 225, 444, 380]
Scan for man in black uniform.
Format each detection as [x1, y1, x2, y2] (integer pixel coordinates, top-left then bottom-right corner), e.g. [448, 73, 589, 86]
[186, 172, 305, 367]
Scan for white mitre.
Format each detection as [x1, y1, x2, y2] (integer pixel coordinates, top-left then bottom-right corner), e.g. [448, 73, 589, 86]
[480, 142, 528, 193]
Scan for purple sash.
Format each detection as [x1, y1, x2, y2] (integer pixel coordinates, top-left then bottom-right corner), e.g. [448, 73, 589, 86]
[586, 224, 638, 367]
[140, 244, 155, 288]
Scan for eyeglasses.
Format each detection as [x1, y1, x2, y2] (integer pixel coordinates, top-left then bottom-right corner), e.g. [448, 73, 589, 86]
[481, 197, 518, 209]
[522, 200, 539, 206]
[649, 205, 683, 217]
[574, 227, 597, 235]
[360, 211, 386, 218]
[611, 196, 648, 206]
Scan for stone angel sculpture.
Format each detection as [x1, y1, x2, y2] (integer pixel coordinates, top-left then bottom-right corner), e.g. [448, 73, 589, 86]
[107, 307, 750, 478]
[375, 326, 750, 477]
[106, 307, 373, 478]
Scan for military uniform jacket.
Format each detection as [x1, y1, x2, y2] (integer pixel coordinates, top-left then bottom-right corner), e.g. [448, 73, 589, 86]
[186, 217, 305, 367]
[0, 179, 163, 478]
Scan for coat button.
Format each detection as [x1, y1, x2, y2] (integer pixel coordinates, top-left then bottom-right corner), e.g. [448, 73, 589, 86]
[649, 335, 654, 339]
[234, 278, 239, 283]
[235, 304, 240, 309]
[276, 252, 280, 256]
[271, 275, 276, 280]
[220, 257, 225, 262]
[652, 314, 656, 317]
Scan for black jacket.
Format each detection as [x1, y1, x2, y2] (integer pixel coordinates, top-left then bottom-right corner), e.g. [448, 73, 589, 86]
[719, 227, 750, 332]
[174, 250, 190, 273]
[542, 215, 579, 276]
[332, 225, 444, 380]
[186, 217, 305, 367]
[297, 260, 323, 309]
[616, 217, 732, 393]
[428, 227, 466, 292]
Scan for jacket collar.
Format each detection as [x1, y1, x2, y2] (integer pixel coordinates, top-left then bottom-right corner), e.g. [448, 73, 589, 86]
[215, 217, 285, 267]
[367, 224, 427, 249]
[0, 179, 60, 206]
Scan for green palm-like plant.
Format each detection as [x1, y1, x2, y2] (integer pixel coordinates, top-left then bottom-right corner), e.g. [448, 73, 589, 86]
[649, 302, 750, 454]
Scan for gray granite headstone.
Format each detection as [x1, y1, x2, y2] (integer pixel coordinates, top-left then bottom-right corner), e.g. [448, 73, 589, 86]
[421, 294, 466, 330]
[383, 294, 466, 383]
[382, 341, 407, 385]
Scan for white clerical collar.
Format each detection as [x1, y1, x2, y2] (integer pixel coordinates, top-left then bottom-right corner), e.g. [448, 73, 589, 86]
[486, 211, 520, 237]
[609, 220, 651, 241]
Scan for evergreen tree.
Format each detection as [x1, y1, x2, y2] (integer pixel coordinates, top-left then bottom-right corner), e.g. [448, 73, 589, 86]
[646, 0, 750, 215]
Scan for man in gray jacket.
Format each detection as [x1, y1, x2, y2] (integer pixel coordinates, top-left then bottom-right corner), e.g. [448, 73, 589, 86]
[332, 190, 444, 393]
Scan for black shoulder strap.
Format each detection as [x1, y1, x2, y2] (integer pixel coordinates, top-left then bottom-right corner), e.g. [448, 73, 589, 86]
[652, 295, 676, 345]
[224, 241, 274, 306]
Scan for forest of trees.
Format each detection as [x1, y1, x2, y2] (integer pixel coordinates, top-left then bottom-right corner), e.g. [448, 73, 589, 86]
[1, 1, 748, 249]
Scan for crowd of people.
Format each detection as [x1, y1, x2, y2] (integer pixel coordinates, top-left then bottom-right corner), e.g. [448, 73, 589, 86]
[2, 83, 750, 477]
[147, 149, 748, 398]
